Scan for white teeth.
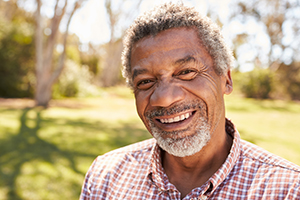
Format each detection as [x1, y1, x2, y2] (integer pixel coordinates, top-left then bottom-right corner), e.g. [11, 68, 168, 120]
[185, 113, 189, 119]
[159, 112, 192, 124]
[174, 116, 180, 122]
[180, 115, 185, 120]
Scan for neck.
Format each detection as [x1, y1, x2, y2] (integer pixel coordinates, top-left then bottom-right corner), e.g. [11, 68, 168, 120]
[162, 122, 233, 198]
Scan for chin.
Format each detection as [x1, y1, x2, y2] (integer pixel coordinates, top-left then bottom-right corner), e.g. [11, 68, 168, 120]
[151, 118, 211, 157]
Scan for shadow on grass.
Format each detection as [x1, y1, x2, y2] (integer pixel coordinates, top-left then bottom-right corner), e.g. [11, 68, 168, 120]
[0, 107, 151, 199]
[0, 108, 94, 199]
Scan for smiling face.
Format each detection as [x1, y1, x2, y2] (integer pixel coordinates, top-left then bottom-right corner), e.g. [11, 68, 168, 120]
[131, 27, 232, 157]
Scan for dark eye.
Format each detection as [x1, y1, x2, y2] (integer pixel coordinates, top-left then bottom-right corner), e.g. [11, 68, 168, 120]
[180, 69, 193, 75]
[137, 79, 154, 90]
[177, 69, 198, 80]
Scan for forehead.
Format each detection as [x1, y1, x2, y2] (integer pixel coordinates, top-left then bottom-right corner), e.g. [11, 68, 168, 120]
[130, 27, 212, 71]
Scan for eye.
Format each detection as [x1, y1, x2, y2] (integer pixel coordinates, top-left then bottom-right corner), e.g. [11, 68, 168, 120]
[176, 69, 198, 80]
[180, 69, 193, 75]
[136, 79, 155, 90]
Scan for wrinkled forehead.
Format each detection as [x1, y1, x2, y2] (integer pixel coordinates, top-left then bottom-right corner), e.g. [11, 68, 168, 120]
[130, 27, 213, 71]
[131, 28, 202, 61]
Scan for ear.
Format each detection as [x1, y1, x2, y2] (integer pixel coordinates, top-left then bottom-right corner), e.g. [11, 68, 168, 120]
[224, 70, 233, 95]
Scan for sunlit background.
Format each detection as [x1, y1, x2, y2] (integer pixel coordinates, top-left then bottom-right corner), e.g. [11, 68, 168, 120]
[1, 0, 300, 199]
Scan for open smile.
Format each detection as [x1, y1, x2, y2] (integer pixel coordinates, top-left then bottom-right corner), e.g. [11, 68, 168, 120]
[154, 111, 196, 131]
[157, 111, 195, 124]
[150, 109, 203, 140]
[145, 100, 205, 132]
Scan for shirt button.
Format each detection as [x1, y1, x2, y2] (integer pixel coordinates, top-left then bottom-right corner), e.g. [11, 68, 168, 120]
[158, 188, 164, 194]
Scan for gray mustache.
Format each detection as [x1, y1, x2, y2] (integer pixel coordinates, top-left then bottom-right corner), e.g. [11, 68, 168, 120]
[145, 100, 204, 119]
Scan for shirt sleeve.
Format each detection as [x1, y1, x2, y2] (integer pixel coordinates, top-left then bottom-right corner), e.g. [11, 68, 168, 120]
[285, 174, 300, 199]
[79, 156, 101, 200]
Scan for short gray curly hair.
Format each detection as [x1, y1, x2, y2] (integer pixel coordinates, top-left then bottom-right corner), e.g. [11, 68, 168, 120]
[122, 2, 233, 88]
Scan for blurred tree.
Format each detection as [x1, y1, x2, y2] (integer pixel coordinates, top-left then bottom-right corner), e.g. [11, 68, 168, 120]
[80, 43, 101, 75]
[34, 0, 86, 107]
[0, 0, 35, 98]
[101, 0, 143, 87]
[230, 0, 300, 67]
[276, 62, 300, 100]
[229, 0, 300, 100]
[239, 68, 274, 99]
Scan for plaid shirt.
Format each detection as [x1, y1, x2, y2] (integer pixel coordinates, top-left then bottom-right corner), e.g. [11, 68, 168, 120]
[80, 122, 300, 200]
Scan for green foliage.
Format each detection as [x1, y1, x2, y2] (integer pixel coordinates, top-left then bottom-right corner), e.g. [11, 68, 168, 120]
[66, 45, 81, 64]
[234, 69, 274, 99]
[53, 60, 100, 98]
[274, 62, 300, 100]
[81, 54, 99, 75]
[65, 34, 82, 64]
[0, 10, 35, 98]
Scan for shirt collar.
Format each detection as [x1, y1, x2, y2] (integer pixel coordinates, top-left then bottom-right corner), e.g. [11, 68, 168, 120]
[204, 119, 241, 196]
[147, 119, 241, 195]
[148, 143, 178, 191]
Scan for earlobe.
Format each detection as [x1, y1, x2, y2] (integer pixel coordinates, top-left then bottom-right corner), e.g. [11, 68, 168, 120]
[224, 70, 233, 95]
[225, 82, 233, 95]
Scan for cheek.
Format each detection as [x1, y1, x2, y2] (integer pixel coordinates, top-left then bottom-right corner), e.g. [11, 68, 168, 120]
[182, 76, 223, 116]
[135, 92, 149, 121]
[182, 77, 217, 101]
[135, 94, 154, 134]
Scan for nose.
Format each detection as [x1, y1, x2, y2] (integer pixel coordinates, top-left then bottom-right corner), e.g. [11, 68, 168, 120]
[150, 81, 185, 108]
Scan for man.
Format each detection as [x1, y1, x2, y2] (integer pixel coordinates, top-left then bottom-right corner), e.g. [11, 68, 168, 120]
[80, 3, 300, 199]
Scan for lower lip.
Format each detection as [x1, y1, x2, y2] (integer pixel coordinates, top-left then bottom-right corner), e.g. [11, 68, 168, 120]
[154, 111, 196, 131]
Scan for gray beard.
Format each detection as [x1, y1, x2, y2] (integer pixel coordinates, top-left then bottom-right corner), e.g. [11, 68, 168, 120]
[145, 100, 211, 157]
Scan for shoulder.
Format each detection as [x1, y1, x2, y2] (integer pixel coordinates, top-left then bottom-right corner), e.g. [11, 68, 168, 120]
[240, 139, 300, 173]
[89, 138, 156, 173]
[102, 138, 156, 157]
[80, 139, 156, 199]
[213, 139, 300, 199]
[84, 138, 156, 182]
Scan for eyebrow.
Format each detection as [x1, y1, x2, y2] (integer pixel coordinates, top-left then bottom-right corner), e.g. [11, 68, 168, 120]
[132, 68, 149, 80]
[132, 55, 197, 80]
[174, 55, 196, 66]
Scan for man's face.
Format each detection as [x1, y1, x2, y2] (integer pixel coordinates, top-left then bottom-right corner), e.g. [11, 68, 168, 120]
[130, 27, 232, 157]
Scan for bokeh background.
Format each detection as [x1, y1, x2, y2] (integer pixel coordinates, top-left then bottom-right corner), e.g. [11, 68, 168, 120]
[1, 0, 300, 199]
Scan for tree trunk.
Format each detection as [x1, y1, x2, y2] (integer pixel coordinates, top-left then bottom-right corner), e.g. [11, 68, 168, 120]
[34, 0, 47, 106]
[34, 0, 85, 107]
[35, 79, 52, 107]
[101, 40, 123, 87]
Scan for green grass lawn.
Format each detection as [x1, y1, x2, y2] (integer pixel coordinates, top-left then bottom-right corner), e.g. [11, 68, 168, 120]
[225, 91, 300, 166]
[0, 86, 299, 199]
